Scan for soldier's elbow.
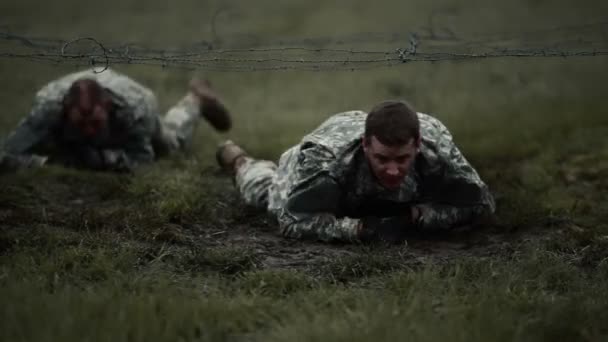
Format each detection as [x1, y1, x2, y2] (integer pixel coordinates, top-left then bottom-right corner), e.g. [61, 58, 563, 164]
[278, 221, 300, 239]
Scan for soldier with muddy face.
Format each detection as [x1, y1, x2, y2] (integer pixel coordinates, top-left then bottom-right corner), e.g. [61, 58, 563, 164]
[0, 68, 231, 173]
[217, 100, 495, 243]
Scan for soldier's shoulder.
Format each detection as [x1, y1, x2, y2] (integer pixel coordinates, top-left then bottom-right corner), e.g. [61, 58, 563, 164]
[418, 112, 449, 131]
[418, 112, 454, 142]
[96, 69, 152, 95]
[33, 68, 127, 99]
[46, 68, 152, 100]
[34, 70, 92, 100]
[301, 110, 366, 150]
[320, 110, 367, 127]
[96, 70, 156, 123]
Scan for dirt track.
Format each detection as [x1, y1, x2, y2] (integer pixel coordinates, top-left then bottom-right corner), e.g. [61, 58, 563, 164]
[0, 167, 558, 278]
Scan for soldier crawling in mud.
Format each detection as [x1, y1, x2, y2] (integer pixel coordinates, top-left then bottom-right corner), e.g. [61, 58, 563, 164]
[217, 100, 495, 243]
[0, 68, 231, 173]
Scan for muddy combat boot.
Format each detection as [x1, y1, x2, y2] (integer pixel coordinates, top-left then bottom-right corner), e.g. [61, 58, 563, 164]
[216, 140, 248, 173]
[189, 77, 232, 132]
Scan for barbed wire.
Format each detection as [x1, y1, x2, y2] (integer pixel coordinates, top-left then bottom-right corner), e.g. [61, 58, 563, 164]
[1, 20, 607, 72]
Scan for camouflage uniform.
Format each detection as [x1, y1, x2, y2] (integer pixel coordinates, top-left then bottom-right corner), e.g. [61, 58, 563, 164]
[235, 110, 495, 242]
[1, 68, 202, 172]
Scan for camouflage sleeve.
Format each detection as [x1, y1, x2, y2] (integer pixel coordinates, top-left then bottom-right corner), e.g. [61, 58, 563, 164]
[276, 144, 361, 242]
[279, 176, 362, 242]
[98, 143, 153, 172]
[417, 202, 492, 231]
[3, 91, 62, 155]
[97, 88, 159, 172]
[99, 117, 156, 172]
[417, 122, 495, 231]
[0, 151, 48, 173]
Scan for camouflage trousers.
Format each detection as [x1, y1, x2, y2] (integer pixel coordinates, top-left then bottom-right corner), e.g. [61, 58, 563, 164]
[235, 157, 278, 210]
[153, 93, 202, 156]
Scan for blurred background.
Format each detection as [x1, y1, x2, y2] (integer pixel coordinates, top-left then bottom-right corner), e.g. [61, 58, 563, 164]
[2, 2, 608, 341]
[2, 0, 606, 157]
[1, 0, 607, 230]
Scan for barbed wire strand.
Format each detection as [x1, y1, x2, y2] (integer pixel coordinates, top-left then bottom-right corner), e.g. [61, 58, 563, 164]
[1, 21, 607, 72]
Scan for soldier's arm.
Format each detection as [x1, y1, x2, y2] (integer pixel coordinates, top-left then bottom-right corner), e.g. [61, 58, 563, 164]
[278, 174, 362, 242]
[3, 94, 62, 156]
[416, 125, 495, 231]
[97, 92, 159, 172]
[1, 92, 64, 171]
[280, 183, 415, 243]
[416, 200, 492, 231]
[99, 118, 156, 172]
[279, 177, 413, 243]
[272, 143, 362, 242]
[279, 211, 362, 243]
[98, 142, 154, 173]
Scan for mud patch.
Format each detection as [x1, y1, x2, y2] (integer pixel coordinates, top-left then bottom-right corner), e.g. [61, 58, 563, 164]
[0, 167, 559, 279]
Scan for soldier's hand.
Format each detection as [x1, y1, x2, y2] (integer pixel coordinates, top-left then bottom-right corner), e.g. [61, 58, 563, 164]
[101, 149, 119, 166]
[74, 147, 104, 170]
[28, 155, 48, 168]
[101, 150, 133, 173]
[358, 214, 414, 244]
[0, 153, 22, 173]
[0, 153, 47, 173]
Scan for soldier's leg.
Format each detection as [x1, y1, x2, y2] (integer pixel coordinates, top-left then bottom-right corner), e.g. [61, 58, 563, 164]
[217, 140, 276, 209]
[235, 157, 277, 209]
[157, 78, 231, 155]
[159, 93, 200, 154]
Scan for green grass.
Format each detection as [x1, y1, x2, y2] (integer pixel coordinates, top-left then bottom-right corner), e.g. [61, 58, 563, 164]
[4, 245, 608, 341]
[1, 0, 608, 340]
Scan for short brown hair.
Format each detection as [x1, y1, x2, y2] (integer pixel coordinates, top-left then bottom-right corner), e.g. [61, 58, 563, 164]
[364, 100, 419, 146]
[62, 78, 112, 115]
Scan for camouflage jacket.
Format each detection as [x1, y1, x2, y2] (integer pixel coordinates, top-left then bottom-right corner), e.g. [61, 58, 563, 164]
[1, 68, 159, 172]
[267, 110, 496, 242]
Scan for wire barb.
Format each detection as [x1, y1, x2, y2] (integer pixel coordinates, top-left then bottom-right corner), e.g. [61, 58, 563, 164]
[61, 37, 109, 73]
[1, 20, 607, 72]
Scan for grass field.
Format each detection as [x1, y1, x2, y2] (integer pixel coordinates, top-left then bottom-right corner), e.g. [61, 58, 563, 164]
[1, 0, 608, 341]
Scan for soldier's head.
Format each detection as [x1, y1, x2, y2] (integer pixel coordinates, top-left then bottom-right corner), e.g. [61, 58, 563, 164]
[62, 79, 112, 139]
[362, 100, 420, 189]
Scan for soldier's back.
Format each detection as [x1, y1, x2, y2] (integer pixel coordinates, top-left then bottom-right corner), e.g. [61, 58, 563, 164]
[300, 110, 367, 156]
[35, 69, 154, 111]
